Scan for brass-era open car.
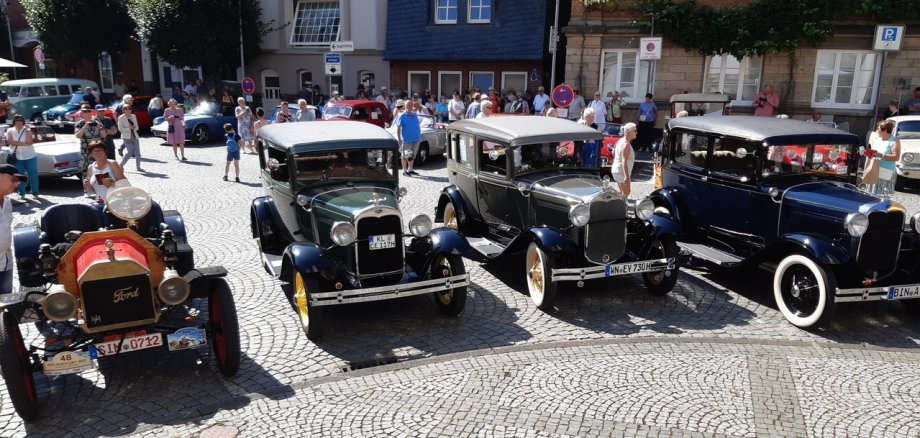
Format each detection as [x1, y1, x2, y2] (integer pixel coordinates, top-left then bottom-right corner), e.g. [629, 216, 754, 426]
[0, 187, 240, 421]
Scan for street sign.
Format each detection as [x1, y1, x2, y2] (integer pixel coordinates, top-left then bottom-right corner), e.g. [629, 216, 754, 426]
[325, 53, 342, 76]
[241, 76, 255, 95]
[639, 37, 662, 61]
[552, 84, 574, 108]
[330, 41, 354, 52]
[874, 25, 906, 51]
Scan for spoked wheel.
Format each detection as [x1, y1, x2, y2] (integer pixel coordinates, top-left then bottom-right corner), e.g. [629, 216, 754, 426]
[442, 202, 458, 230]
[642, 237, 680, 296]
[416, 143, 430, 166]
[293, 272, 324, 341]
[192, 125, 209, 143]
[432, 254, 467, 316]
[525, 242, 557, 310]
[208, 278, 241, 377]
[0, 312, 39, 421]
[773, 255, 836, 329]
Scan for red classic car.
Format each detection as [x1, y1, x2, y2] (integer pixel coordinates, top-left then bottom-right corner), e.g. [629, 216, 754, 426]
[66, 96, 154, 131]
[322, 99, 390, 129]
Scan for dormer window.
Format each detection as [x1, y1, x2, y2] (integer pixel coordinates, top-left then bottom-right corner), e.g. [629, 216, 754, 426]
[435, 0, 457, 24]
[468, 0, 491, 23]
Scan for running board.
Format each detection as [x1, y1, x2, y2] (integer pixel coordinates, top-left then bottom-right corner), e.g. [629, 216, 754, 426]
[677, 242, 743, 266]
[262, 252, 284, 278]
[467, 236, 506, 258]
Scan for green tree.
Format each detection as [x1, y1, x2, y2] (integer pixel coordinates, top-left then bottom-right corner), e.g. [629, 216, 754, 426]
[20, 0, 135, 60]
[129, 0, 271, 80]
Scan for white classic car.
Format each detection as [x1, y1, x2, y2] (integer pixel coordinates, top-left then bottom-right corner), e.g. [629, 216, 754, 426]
[867, 115, 920, 191]
[386, 114, 448, 166]
[0, 124, 82, 179]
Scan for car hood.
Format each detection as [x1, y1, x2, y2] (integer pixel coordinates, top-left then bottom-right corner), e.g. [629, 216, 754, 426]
[33, 140, 81, 157]
[44, 104, 79, 115]
[780, 180, 887, 215]
[153, 114, 216, 126]
[302, 183, 400, 220]
[518, 172, 608, 202]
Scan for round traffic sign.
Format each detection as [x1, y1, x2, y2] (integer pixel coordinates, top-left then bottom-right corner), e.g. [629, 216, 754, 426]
[552, 84, 574, 108]
[241, 76, 256, 95]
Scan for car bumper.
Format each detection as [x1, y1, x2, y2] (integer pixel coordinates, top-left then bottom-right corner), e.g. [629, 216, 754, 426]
[44, 119, 76, 129]
[309, 273, 469, 307]
[152, 129, 167, 139]
[896, 163, 920, 179]
[551, 257, 676, 282]
[836, 282, 920, 303]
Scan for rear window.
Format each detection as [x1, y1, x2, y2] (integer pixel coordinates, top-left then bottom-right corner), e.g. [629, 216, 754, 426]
[896, 121, 920, 140]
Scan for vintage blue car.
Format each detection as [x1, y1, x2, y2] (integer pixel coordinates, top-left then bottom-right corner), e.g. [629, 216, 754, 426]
[151, 102, 237, 143]
[42, 91, 89, 130]
[250, 121, 470, 341]
[653, 116, 920, 329]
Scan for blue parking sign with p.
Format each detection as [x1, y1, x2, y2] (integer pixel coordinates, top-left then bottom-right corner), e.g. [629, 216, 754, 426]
[882, 27, 898, 41]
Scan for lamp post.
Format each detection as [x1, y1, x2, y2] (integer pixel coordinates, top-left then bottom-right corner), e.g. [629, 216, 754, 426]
[549, 0, 560, 88]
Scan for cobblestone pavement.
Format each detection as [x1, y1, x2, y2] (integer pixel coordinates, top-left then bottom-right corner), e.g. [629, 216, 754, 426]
[0, 133, 918, 437]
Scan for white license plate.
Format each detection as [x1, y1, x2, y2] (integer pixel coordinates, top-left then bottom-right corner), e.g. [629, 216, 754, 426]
[605, 260, 658, 277]
[368, 234, 396, 250]
[888, 285, 920, 300]
[94, 333, 163, 357]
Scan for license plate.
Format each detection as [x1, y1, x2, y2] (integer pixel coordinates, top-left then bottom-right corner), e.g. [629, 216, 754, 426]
[887, 285, 920, 300]
[605, 260, 658, 277]
[43, 351, 93, 376]
[368, 234, 396, 250]
[167, 327, 208, 351]
[94, 333, 163, 357]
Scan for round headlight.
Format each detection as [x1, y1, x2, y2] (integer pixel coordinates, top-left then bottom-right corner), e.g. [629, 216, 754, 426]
[330, 222, 357, 246]
[569, 204, 590, 227]
[42, 286, 77, 322]
[911, 212, 920, 235]
[106, 186, 152, 221]
[158, 270, 190, 305]
[636, 198, 655, 221]
[903, 152, 915, 163]
[845, 212, 869, 237]
[408, 214, 433, 237]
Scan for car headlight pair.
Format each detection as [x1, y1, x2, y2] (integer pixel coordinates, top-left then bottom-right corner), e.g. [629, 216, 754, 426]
[568, 198, 655, 227]
[330, 215, 434, 247]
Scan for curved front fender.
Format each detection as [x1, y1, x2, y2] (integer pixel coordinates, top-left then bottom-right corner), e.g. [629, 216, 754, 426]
[435, 186, 472, 229]
[523, 227, 578, 256]
[409, 228, 473, 275]
[12, 226, 43, 288]
[251, 196, 287, 253]
[774, 234, 851, 265]
[649, 187, 688, 225]
[282, 242, 338, 280]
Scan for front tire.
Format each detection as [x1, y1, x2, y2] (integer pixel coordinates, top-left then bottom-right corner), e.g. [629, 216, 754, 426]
[208, 278, 241, 377]
[773, 255, 836, 329]
[526, 242, 557, 310]
[0, 312, 39, 421]
[192, 125, 209, 143]
[432, 254, 467, 316]
[293, 272, 324, 341]
[642, 237, 679, 296]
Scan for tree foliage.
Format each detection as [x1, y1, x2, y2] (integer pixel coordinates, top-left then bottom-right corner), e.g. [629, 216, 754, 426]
[128, 0, 271, 79]
[21, 0, 135, 60]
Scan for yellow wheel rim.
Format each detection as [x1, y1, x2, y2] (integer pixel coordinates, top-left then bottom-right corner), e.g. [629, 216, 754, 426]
[435, 256, 454, 305]
[444, 204, 458, 229]
[526, 246, 544, 301]
[294, 273, 310, 328]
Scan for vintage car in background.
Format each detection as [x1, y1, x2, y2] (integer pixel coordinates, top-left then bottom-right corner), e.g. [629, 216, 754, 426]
[322, 99, 390, 129]
[0, 78, 98, 124]
[653, 116, 920, 329]
[385, 113, 448, 166]
[64, 96, 155, 132]
[435, 117, 682, 310]
[151, 102, 238, 143]
[42, 91, 91, 130]
[250, 121, 470, 340]
[1, 186, 240, 421]
[867, 115, 920, 191]
[669, 93, 732, 118]
[0, 124, 82, 180]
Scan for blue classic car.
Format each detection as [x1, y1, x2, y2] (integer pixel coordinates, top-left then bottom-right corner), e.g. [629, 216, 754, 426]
[151, 102, 237, 143]
[653, 116, 920, 329]
[42, 91, 88, 130]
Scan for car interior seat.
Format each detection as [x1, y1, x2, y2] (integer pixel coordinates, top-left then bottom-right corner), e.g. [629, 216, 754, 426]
[40, 204, 104, 245]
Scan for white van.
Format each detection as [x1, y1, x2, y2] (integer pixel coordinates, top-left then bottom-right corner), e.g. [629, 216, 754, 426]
[0, 78, 98, 123]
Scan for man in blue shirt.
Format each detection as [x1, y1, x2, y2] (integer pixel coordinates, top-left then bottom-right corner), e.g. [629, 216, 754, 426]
[396, 101, 422, 176]
[637, 93, 658, 152]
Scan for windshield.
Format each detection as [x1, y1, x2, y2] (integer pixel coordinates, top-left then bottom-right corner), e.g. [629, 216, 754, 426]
[763, 143, 856, 178]
[323, 105, 352, 119]
[68, 92, 86, 105]
[515, 141, 590, 173]
[896, 120, 920, 140]
[190, 102, 219, 115]
[293, 148, 395, 189]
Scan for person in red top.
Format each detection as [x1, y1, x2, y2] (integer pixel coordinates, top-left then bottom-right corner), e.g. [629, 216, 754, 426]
[487, 88, 502, 114]
[753, 85, 779, 117]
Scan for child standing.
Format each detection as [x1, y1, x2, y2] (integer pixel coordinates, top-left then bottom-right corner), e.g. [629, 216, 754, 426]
[223, 123, 241, 182]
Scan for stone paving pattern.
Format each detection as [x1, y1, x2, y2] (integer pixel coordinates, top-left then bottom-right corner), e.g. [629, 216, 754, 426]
[0, 133, 917, 437]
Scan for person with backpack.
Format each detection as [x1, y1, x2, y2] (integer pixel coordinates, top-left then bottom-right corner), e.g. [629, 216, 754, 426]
[222, 123, 241, 182]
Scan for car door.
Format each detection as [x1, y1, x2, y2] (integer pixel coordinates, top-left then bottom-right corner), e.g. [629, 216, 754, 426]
[447, 132, 482, 222]
[263, 145, 301, 241]
[665, 130, 712, 232]
[476, 138, 515, 235]
[699, 137, 760, 256]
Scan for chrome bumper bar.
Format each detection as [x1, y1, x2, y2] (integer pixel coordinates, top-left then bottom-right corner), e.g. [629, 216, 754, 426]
[836, 283, 920, 303]
[551, 257, 675, 282]
[310, 274, 469, 307]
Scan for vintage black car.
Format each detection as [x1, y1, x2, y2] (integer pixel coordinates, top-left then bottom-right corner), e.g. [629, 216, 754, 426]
[435, 117, 682, 310]
[654, 116, 920, 329]
[250, 121, 470, 341]
[1, 187, 240, 421]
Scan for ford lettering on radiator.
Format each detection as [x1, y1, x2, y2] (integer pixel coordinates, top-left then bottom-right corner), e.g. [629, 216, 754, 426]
[113, 286, 141, 303]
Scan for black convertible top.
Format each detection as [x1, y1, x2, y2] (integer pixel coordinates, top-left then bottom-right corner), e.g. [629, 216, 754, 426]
[667, 116, 861, 145]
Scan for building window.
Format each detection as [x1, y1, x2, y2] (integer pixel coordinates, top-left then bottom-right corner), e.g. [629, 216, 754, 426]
[439, 71, 461, 99]
[291, 1, 341, 46]
[599, 50, 650, 103]
[468, 0, 491, 23]
[812, 50, 880, 109]
[435, 0, 457, 24]
[408, 71, 431, 97]
[98, 52, 114, 93]
[470, 72, 494, 93]
[703, 54, 762, 103]
[502, 72, 526, 95]
[299, 70, 313, 88]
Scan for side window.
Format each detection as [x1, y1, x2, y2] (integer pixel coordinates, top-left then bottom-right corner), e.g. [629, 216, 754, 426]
[265, 146, 288, 182]
[709, 138, 756, 180]
[479, 140, 508, 176]
[58, 85, 70, 95]
[24, 86, 45, 97]
[453, 134, 474, 169]
[45, 86, 59, 96]
[673, 133, 710, 169]
[370, 107, 383, 121]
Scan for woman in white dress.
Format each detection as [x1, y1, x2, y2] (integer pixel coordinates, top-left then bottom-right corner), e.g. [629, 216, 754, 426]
[611, 122, 637, 197]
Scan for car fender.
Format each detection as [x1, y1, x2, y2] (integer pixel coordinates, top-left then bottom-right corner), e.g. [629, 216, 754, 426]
[435, 185, 472, 229]
[636, 215, 684, 257]
[162, 209, 188, 239]
[408, 228, 473, 274]
[769, 233, 851, 265]
[281, 242, 338, 281]
[507, 226, 578, 257]
[649, 187, 689, 225]
[251, 196, 287, 253]
[185, 266, 230, 299]
[12, 226, 43, 288]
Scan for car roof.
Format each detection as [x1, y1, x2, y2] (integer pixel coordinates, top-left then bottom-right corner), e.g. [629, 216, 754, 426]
[667, 116, 861, 145]
[886, 115, 920, 123]
[669, 93, 732, 103]
[449, 116, 603, 145]
[334, 99, 385, 107]
[2, 78, 96, 86]
[258, 120, 398, 151]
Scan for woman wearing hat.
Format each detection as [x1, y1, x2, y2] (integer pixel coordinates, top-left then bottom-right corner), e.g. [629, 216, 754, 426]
[0, 164, 26, 293]
[6, 114, 38, 201]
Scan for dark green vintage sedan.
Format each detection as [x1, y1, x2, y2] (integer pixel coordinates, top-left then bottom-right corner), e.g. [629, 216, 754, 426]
[250, 121, 470, 340]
